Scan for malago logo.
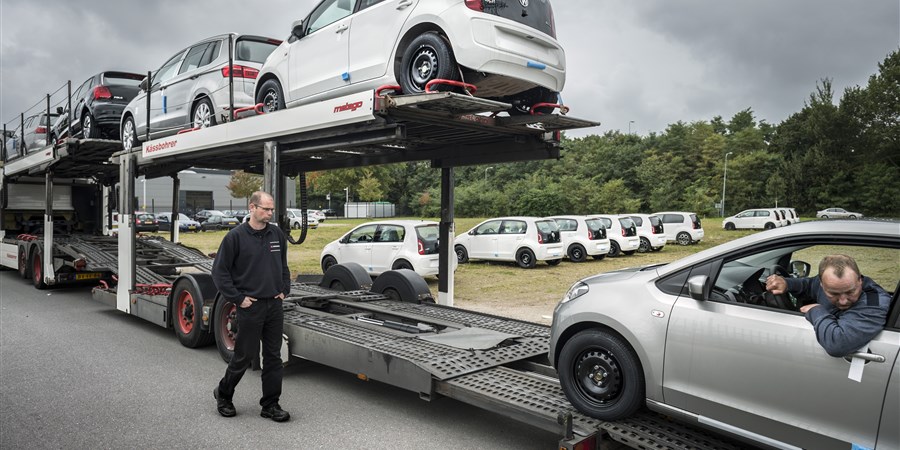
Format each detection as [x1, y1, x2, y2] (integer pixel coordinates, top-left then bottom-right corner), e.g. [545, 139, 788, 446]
[333, 101, 364, 113]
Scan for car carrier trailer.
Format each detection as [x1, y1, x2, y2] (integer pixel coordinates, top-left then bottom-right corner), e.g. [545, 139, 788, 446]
[91, 87, 752, 448]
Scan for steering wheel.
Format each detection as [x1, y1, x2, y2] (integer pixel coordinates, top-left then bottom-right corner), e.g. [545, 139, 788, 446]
[767, 265, 798, 311]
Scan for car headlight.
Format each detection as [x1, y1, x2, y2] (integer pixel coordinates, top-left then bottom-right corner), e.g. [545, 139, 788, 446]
[561, 281, 589, 304]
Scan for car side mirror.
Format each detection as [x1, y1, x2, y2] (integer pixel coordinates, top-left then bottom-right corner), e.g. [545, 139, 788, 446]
[139, 77, 149, 92]
[291, 19, 305, 39]
[56, 106, 64, 114]
[468, 230, 475, 235]
[340, 235, 349, 244]
[687, 275, 710, 301]
[791, 261, 811, 278]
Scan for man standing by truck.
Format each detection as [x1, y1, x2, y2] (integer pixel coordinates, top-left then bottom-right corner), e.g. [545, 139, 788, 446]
[212, 191, 292, 422]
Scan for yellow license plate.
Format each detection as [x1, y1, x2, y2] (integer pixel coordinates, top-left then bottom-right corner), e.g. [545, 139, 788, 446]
[187, 226, 195, 229]
[76, 273, 101, 280]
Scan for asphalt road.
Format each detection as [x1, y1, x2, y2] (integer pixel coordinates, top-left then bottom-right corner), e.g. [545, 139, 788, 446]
[0, 271, 559, 449]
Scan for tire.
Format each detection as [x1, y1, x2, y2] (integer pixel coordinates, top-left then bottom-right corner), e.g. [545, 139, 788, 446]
[546, 259, 562, 266]
[192, 97, 216, 129]
[82, 112, 98, 138]
[455, 245, 469, 263]
[623, 250, 636, 256]
[172, 279, 215, 348]
[607, 241, 621, 257]
[392, 260, 414, 271]
[637, 237, 651, 253]
[724, 222, 735, 231]
[558, 329, 645, 421]
[320, 262, 372, 291]
[676, 232, 692, 246]
[516, 248, 536, 269]
[398, 32, 459, 94]
[256, 79, 286, 113]
[371, 269, 434, 304]
[763, 222, 775, 230]
[568, 244, 587, 263]
[848, 215, 857, 220]
[213, 298, 238, 363]
[121, 115, 139, 152]
[18, 245, 30, 279]
[292, 222, 301, 230]
[321, 255, 338, 274]
[592, 254, 606, 261]
[820, 215, 829, 219]
[507, 86, 560, 116]
[31, 247, 48, 289]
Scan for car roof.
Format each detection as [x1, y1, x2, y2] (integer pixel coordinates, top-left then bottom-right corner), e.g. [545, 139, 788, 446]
[353, 220, 438, 227]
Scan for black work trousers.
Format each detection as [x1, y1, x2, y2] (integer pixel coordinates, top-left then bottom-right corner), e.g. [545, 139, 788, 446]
[217, 297, 284, 408]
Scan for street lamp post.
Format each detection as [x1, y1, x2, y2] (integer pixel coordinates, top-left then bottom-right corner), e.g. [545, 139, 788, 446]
[628, 120, 635, 134]
[484, 166, 494, 183]
[721, 152, 733, 217]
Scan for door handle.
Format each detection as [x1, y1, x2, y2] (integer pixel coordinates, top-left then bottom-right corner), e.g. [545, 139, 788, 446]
[335, 23, 349, 33]
[847, 352, 885, 363]
[397, 0, 413, 8]
[391, 246, 400, 250]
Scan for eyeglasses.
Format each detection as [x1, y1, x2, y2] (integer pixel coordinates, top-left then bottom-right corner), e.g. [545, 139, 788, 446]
[252, 204, 275, 212]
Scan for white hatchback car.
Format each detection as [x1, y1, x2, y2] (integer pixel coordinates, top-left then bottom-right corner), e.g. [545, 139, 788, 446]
[455, 217, 563, 268]
[654, 211, 704, 245]
[286, 208, 319, 229]
[626, 214, 667, 253]
[256, 0, 565, 116]
[723, 208, 781, 231]
[591, 215, 639, 257]
[121, 33, 280, 151]
[548, 216, 610, 262]
[321, 220, 446, 277]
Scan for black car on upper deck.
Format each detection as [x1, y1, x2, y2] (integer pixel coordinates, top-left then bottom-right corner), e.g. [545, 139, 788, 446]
[51, 71, 144, 142]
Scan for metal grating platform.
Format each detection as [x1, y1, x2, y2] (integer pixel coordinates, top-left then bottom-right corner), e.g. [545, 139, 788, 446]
[366, 300, 550, 338]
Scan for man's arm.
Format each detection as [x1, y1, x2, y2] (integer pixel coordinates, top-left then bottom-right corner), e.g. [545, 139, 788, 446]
[211, 233, 243, 302]
[279, 229, 291, 297]
[806, 303, 889, 357]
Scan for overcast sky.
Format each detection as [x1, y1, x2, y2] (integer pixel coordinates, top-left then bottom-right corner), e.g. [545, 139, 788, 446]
[1, 0, 898, 137]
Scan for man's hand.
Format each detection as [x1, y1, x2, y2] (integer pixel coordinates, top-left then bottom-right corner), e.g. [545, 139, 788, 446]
[800, 303, 819, 314]
[275, 293, 285, 300]
[240, 296, 256, 308]
[765, 274, 787, 294]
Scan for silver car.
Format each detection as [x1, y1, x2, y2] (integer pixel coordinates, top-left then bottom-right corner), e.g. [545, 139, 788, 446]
[817, 207, 864, 219]
[549, 220, 899, 449]
[120, 33, 280, 151]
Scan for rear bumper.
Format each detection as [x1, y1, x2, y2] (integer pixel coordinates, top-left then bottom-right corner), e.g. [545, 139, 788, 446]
[536, 244, 564, 260]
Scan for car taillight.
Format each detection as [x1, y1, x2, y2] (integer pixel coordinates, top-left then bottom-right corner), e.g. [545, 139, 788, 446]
[35, 126, 47, 134]
[537, 233, 544, 244]
[221, 65, 259, 79]
[417, 239, 424, 255]
[588, 229, 594, 240]
[464, 0, 483, 11]
[93, 85, 112, 100]
[621, 228, 626, 237]
[74, 258, 87, 271]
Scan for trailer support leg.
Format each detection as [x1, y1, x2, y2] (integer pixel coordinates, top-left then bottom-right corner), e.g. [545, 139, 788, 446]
[263, 141, 288, 228]
[43, 171, 55, 286]
[170, 174, 180, 243]
[438, 167, 454, 306]
[117, 154, 137, 313]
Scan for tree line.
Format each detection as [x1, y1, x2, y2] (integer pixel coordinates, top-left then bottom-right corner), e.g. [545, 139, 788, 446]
[233, 50, 899, 218]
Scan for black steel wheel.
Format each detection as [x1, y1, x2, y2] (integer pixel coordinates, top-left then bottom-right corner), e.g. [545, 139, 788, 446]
[546, 259, 562, 266]
[171, 279, 214, 348]
[763, 223, 775, 230]
[398, 32, 459, 94]
[455, 245, 469, 263]
[392, 259, 414, 271]
[256, 79, 286, 113]
[321, 255, 338, 274]
[637, 237, 651, 253]
[724, 222, 736, 231]
[568, 244, 587, 262]
[31, 247, 47, 289]
[607, 241, 621, 257]
[516, 248, 536, 269]
[558, 329, 644, 421]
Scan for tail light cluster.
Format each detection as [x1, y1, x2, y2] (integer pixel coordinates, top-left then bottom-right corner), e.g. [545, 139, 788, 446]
[464, 0, 483, 11]
[35, 126, 48, 134]
[417, 239, 425, 255]
[221, 65, 259, 79]
[537, 233, 544, 244]
[93, 85, 112, 100]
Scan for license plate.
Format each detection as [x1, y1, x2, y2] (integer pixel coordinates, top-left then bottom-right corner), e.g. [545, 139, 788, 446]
[144, 221, 152, 224]
[76, 273, 101, 280]
[187, 226, 195, 229]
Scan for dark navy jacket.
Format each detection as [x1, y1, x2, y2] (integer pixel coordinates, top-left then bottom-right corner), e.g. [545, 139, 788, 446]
[786, 275, 891, 356]
[212, 222, 291, 303]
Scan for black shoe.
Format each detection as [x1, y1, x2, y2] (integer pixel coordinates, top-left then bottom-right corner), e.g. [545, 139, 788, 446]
[213, 387, 236, 417]
[260, 404, 290, 422]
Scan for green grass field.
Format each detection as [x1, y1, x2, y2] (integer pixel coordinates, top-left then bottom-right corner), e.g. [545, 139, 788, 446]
[154, 217, 895, 323]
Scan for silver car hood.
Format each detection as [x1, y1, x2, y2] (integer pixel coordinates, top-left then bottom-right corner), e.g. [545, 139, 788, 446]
[582, 264, 663, 285]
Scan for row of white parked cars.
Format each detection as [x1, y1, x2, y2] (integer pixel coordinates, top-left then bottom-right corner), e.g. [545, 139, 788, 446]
[319, 212, 705, 278]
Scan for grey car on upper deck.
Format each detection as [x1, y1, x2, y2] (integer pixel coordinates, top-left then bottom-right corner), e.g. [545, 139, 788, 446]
[549, 220, 899, 450]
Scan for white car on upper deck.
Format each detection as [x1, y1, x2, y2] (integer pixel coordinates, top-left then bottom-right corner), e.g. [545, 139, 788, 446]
[255, 0, 566, 116]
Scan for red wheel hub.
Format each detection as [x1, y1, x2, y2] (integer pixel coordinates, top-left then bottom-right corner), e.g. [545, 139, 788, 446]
[220, 303, 237, 351]
[177, 292, 195, 334]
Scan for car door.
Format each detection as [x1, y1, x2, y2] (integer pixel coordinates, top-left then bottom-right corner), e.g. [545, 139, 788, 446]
[340, 223, 377, 271]
[347, 0, 419, 84]
[663, 242, 900, 449]
[286, 0, 356, 103]
[145, 49, 187, 138]
[497, 220, 527, 260]
[370, 224, 405, 273]
[162, 42, 212, 132]
[66, 77, 92, 136]
[468, 220, 501, 259]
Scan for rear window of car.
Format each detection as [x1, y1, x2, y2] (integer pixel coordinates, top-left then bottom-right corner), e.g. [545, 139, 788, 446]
[690, 214, 701, 227]
[618, 217, 636, 229]
[649, 215, 663, 227]
[629, 216, 643, 227]
[535, 220, 559, 233]
[235, 39, 279, 64]
[137, 214, 155, 220]
[554, 218, 578, 232]
[416, 224, 439, 240]
[102, 72, 144, 86]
